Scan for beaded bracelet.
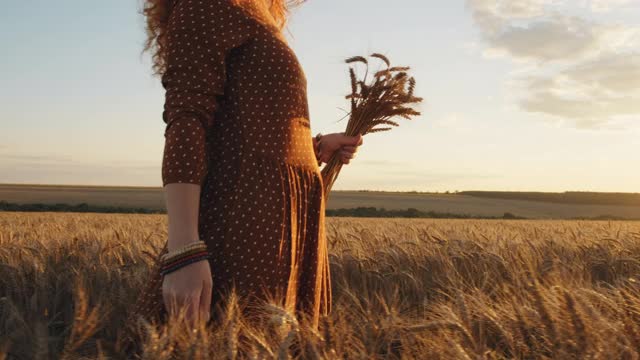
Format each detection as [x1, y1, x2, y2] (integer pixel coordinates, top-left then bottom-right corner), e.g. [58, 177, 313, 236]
[161, 249, 209, 270]
[162, 246, 209, 264]
[160, 253, 211, 276]
[161, 240, 207, 261]
[159, 239, 210, 276]
[160, 250, 211, 276]
[163, 239, 205, 253]
[161, 244, 207, 263]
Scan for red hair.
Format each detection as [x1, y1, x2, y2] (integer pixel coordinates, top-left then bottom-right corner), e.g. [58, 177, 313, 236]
[140, 0, 306, 76]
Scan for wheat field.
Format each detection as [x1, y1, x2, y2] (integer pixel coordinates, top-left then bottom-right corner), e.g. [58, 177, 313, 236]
[1, 212, 640, 359]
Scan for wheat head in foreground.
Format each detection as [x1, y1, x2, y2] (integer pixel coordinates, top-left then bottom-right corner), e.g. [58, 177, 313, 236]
[320, 53, 423, 199]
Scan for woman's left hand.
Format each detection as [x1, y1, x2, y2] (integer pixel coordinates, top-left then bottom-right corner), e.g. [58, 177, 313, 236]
[316, 132, 364, 165]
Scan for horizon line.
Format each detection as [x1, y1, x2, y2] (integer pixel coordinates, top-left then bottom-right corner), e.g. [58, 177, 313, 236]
[0, 183, 639, 195]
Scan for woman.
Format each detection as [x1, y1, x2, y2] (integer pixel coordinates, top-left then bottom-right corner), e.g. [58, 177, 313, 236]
[123, 0, 363, 343]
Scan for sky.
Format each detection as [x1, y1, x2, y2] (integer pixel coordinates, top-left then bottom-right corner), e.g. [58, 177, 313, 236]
[1, 0, 639, 192]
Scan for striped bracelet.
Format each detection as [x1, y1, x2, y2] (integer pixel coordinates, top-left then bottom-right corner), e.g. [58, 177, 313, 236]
[160, 256, 210, 277]
[159, 251, 211, 276]
[161, 250, 210, 270]
[161, 240, 207, 261]
[162, 239, 206, 255]
[162, 246, 209, 264]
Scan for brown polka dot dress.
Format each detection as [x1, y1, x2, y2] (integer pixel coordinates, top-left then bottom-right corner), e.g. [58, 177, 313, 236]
[121, 0, 331, 344]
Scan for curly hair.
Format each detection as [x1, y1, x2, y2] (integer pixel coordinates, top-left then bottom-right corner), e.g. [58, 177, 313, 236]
[140, 0, 306, 77]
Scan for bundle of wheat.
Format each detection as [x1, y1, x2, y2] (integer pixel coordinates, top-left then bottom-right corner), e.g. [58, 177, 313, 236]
[320, 53, 423, 199]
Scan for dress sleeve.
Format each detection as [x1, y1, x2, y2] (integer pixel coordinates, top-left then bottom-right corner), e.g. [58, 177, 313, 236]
[161, 0, 255, 186]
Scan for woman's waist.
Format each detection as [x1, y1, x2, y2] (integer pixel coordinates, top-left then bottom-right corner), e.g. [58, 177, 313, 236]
[211, 117, 317, 166]
[244, 146, 320, 173]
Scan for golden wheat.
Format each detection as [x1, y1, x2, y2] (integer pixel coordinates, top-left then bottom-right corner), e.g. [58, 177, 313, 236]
[321, 53, 423, 199]
[1, 213, 640, 358]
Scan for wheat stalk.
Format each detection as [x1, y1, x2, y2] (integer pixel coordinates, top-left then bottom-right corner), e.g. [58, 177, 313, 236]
[320, 53, 423, 199]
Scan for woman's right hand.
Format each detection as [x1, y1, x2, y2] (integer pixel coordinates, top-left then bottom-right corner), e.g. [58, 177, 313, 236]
[162, 258, 213, 327]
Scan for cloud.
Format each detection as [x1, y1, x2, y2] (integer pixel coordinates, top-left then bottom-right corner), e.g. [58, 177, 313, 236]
[0, 151, 158, 170]
[467, 0, 560, 34]
[0, 152, 160, 186]
[517, 53, 640, 125]
[590, 0, 634, 12]
[469, 0, 631, 63]
[0, 153, 74, 163]
[565, 52, 640, 93]
[466, 0, 640, 127]
[485, 15, 607, 62]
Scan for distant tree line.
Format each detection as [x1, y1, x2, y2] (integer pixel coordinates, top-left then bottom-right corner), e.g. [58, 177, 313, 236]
[325, 207, 525, 219]
[0, 200, 521, 219]
[0, 200, 163, 214]
[349, 190, 640, 206]
[1, 201, 635, 220]
[459, 191, 640, 206]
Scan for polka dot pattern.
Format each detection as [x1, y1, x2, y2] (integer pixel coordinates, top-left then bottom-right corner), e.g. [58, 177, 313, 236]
[122, 0, 331, 343]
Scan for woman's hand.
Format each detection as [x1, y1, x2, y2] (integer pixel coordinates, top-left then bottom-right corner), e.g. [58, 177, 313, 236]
[316, 132, 364, 165]
[162, 257, 213, 328]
